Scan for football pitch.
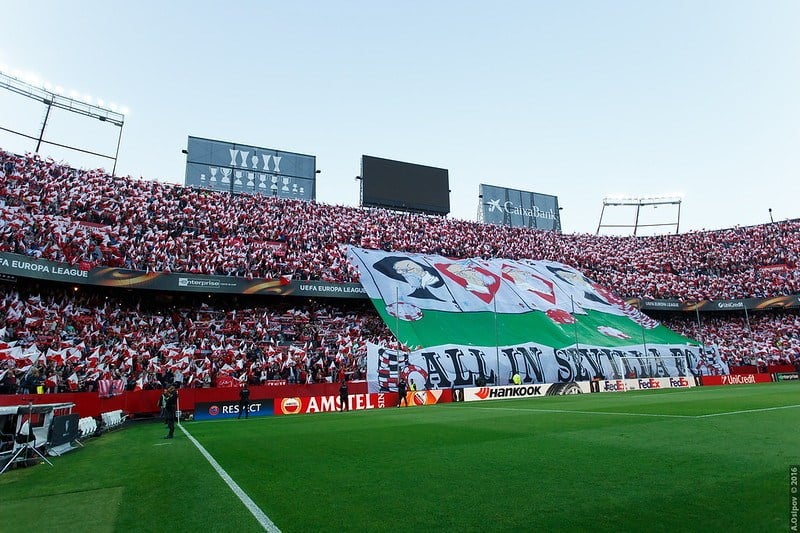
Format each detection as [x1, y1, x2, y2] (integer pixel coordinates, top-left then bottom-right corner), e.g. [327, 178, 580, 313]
[3, 383, 799, 532]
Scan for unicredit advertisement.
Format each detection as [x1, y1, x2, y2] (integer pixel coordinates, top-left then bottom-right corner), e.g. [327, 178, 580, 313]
[701, 374, 773, 386]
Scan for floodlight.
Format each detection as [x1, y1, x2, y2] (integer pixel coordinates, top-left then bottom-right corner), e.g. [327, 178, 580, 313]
[0, 69, 126, 175]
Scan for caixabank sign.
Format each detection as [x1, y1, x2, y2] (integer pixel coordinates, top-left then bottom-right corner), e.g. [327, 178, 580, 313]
[479, 184, 561, 231]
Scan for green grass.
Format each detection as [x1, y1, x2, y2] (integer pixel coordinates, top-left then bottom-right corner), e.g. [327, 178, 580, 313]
[3, 383, 799, 532]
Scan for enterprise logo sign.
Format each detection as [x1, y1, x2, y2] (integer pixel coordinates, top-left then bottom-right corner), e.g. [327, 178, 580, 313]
[176, 277, 238, 289]
[178, 277, 221, 288]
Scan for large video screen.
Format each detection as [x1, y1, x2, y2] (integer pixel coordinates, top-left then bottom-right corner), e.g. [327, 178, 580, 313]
[184, 136, 316, 200]
[479, 184, 561, 231]
[360, 155, 449, 215]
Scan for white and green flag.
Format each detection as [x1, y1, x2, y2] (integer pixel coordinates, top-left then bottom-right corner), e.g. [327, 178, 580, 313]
[346, 247, 710, 390]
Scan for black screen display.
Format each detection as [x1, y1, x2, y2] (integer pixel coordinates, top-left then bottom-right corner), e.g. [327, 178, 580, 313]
[361, 156, 450, 215]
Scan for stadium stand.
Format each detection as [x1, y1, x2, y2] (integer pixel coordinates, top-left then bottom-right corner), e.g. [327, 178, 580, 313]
[662, 310, 800, 367]
[2, 149, 799, 300]
[1, 148, 799, 392]
[0, 283, 396, 394]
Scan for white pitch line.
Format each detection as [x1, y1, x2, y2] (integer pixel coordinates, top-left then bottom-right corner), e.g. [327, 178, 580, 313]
[178, 423, 281, 532]
[464, 403, 800, 419]
[466, 406, 694, 418]
[695, 404, 800, 418]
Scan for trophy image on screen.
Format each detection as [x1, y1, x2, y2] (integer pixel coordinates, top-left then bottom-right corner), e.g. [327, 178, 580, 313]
[185, 137, 316, 201]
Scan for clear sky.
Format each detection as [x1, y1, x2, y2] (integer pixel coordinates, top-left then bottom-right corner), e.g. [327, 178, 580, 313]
[1, 1, 798, 235]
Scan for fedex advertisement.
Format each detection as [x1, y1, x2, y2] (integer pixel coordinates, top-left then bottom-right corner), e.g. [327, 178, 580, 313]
[598, 376, 695, 393]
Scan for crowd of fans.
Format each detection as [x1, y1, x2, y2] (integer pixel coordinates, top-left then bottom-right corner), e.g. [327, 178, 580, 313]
[1, 149, 799, 394]
[0, 284, 398, 394]
[1, 283, 798, 395]
[2, 149, 799, 300]
[662, 310, 800, 368]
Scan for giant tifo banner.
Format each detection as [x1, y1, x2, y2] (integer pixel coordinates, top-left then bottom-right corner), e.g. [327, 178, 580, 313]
[365, 343, 711, 392]
[346, 247, 719, 392]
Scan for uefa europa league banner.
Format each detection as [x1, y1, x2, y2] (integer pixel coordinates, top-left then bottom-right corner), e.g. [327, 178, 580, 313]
[346, 246, 716, 391]
[0, 251, 366, 298]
